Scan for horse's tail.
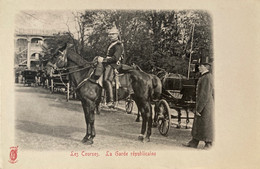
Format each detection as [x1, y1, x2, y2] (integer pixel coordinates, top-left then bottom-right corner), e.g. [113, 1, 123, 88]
[151, 75, 162, 100]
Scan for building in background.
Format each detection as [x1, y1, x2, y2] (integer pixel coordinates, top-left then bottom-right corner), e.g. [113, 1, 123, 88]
[14, 28, 59, 71]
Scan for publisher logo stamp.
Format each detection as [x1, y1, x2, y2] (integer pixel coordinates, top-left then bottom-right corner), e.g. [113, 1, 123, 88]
[9, 146, 18, 164]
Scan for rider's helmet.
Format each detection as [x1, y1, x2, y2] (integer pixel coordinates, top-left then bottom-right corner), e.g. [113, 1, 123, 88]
[108, 27, 119, 35]
[108, 27, 120, 42]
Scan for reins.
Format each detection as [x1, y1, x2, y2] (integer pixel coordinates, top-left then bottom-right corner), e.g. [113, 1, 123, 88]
[55, 65, 79, 71]
[56, 65, 94, 76]
[51, 47, 97, 91]
[53, 62, 96, 90]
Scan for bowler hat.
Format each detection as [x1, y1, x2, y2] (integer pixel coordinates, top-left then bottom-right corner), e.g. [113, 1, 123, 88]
[200, 62, 212, 66]
[199, 57, 213, 66]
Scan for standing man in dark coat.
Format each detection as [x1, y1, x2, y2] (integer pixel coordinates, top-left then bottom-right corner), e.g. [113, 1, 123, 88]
[183, 61, 214, 149]
[97, 27, 124, 108]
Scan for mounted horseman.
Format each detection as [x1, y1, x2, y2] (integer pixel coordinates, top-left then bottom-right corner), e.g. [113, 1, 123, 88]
[97, 27, 125, 108]
[47, 26, 162, 144]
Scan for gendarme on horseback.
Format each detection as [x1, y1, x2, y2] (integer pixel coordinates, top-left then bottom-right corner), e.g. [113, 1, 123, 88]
[97, 27, 125, 108]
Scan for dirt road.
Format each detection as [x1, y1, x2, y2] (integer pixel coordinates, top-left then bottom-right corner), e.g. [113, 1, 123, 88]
[15, 84, 200, 151]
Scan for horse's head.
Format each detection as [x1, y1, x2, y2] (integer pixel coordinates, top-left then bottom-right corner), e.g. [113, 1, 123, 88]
[44, 44, 68, 75]
[53, 44, 68, 68]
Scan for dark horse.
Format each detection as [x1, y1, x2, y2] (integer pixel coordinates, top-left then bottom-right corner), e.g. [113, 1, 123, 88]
[51, 44, 162, 144]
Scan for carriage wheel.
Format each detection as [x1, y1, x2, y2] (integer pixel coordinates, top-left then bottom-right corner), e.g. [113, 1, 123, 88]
[157, 99, 171, 136]
[125, 97, 134, 114]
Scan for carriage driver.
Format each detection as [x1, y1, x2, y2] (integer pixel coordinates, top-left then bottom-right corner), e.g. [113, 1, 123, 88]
[97, 27, 125, 108]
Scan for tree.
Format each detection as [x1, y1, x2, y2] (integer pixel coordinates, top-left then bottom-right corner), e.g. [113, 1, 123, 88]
[179, 10, 213, 62]
[51, 10, 213, 76]
[65, 11, 94, 57]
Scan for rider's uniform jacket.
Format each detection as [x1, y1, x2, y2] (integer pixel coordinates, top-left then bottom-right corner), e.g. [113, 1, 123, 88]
[103, 40, 124, 69]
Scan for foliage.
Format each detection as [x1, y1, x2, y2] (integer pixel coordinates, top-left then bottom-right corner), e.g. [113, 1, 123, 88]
[44, 10, 213, 76]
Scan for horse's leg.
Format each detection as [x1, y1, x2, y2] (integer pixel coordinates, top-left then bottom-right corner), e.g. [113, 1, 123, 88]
[177, 108, 182, 129]
[81, 100, 94, 145]
[185, 108, 190, 129]
[138, 102, 152, 142]
[153, 102, 159, 127]
[86, 99, 97, 144]
[96, 103, 101, 115]
[135, 109, 140, 122]
[95, 93, 102, 115]
[89, 105, 96, 141]
[81, 101, 90, 143]
[138, 107, 146, 142]
[144, 103, 152, 142]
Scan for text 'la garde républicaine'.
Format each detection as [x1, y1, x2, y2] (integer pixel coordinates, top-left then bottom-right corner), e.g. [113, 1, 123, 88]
[70, 150, 157, 157]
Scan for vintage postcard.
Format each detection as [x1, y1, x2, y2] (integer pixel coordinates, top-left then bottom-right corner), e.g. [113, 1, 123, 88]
[1, 0, 259, 169]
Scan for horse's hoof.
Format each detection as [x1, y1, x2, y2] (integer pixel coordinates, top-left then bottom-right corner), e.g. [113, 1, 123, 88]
[144, 137, 150, 143]
[135, 119, 140, 122]
[138, 136, 144, 141]
[85, 140, 94, 145]
[82, 137, 94, 145]
[82, 137, 88, 143]
[176, 124, 181, 129]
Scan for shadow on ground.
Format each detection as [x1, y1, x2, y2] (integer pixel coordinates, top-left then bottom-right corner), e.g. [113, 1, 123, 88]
[16, 119, 85, 142]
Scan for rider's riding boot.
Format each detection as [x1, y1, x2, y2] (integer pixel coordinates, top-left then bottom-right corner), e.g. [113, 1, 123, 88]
[104, 81, 114, 108]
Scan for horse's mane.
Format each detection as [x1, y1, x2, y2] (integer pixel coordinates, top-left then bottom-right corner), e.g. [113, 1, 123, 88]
[65, 45, 94, 66]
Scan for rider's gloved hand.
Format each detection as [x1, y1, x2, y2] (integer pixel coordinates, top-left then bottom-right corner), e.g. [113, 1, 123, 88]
[97, 56, 104, 63]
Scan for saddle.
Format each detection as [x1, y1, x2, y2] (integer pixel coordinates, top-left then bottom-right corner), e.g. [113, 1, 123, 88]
[94, 63, 134, 77]
[93, 63, 135, 84]
[93, 62, 104, 78]
[93, 63, 135, 103]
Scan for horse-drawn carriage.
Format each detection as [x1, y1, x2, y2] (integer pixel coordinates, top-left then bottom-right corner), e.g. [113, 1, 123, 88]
[22, 70, 37, 86]
[156, 73, 197, 135]
[50, 69, 71, 101]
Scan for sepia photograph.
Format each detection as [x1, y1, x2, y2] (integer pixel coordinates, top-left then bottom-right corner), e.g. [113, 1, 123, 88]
[14, 9, 213, 151]
[1, 0, 259, 169]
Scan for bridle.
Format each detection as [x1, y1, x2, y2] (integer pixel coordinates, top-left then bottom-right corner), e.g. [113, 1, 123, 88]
[51, 47, 97, 90]
[55, 48, 95, 74]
